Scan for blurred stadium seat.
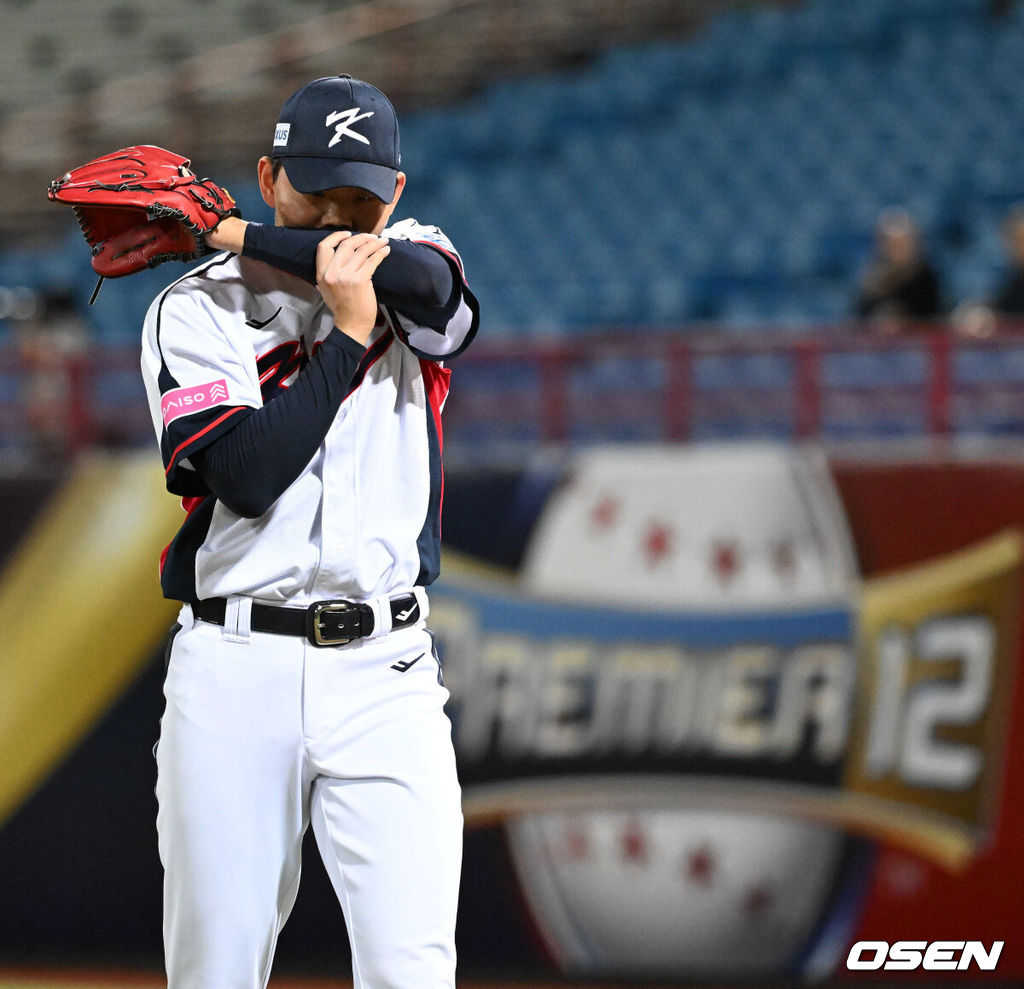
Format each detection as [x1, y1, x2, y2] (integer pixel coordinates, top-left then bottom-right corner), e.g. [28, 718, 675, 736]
[5, 0, 1024, 454]
[4, 0, 1024, 341]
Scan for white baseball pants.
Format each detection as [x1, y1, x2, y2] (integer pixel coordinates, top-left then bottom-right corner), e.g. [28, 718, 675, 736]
[155, 600, 463, 989]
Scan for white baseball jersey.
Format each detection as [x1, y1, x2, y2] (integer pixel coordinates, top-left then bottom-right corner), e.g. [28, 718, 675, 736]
[140, 218, 478, 606]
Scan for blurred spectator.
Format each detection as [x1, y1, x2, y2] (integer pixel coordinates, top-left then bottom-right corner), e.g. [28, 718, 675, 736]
[854, 207, 945, 333]
[953, 203, 1024, 338]
[13, 288, 89, 461]
[989, 203, 1024, 316]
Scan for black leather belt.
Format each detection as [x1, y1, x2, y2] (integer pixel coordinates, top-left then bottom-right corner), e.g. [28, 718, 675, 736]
[192, 593, 422, 647]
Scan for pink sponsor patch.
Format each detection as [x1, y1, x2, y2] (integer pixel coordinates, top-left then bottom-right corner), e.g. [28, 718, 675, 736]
[160, 378, 229, 426]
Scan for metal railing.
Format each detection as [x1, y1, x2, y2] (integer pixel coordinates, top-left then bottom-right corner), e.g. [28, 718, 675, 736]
[442, 325, 1024, 455]
[4, 324, 1024, 465]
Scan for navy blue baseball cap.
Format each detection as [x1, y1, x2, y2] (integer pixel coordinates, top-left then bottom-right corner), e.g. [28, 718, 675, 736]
[269, 74, 401, 201]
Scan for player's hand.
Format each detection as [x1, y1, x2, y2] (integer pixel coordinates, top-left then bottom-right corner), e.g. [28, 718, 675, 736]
[315, 230, 391, 345]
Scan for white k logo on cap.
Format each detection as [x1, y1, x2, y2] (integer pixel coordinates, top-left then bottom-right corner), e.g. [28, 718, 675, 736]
[326, 108, 374, 147]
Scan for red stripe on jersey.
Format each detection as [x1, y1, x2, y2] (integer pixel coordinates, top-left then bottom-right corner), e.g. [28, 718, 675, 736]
[420, 357, 451, 506]
[412, 239, 467, 280]
[158, 495, 208, 575]
[414, 358, 451, 582]
[420, 359, 452, 441]
[343, 328, 395, 400]
[164, 405, 247, 476]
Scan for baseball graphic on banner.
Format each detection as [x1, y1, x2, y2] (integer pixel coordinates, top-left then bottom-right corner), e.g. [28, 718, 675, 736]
[506, 443, 866, 981]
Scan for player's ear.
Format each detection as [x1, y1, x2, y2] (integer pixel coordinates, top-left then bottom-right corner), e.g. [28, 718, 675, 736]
[391, 172, 406, 207]
[382, 172, 406, 220]
[257, 157, 277, 209]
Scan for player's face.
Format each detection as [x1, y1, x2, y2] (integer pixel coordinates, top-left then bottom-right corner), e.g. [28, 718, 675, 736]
[258, 158, 405, 235]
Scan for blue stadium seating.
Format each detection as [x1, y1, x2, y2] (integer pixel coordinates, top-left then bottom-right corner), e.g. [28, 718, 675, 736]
[5, 0, 1024, 350]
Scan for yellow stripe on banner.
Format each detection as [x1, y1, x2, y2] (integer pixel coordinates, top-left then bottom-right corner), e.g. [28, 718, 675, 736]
[0, 450, 184, 828]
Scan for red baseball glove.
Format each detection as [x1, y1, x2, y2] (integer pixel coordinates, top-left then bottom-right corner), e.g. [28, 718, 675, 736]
[47, 145, 240, 293]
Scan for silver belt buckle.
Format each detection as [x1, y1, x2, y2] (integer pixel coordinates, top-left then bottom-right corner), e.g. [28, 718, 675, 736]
[310, 600, 357, 646]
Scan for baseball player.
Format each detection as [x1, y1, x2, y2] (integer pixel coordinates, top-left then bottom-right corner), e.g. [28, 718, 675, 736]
[138, 75, 478, 988]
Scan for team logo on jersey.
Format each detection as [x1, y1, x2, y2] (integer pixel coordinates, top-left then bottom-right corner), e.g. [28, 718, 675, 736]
[257, 341, 307, 400]
[326, 108, 373, 147]
[160, 379, 229, 426]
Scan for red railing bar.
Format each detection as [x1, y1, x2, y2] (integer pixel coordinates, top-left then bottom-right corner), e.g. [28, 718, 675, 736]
[794, 338, 821, 439]
[536, 342, 573, 444]
[66, 355, 96, 457]
[926, 331, 953, 436]
[664, 339, 692, 441]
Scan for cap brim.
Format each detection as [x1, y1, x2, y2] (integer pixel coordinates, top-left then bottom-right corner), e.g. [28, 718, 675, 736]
[279, 157, 398, 202]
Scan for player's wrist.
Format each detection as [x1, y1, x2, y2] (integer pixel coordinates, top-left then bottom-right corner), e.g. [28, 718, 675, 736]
[333, 322, 372, 347]
[324, 326, 370, 357]
[205, 215, 249, 253]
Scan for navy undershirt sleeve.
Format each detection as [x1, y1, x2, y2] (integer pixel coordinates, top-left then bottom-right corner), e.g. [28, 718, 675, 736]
[192, 328, 364, 519]
[242, 223, 460, 327]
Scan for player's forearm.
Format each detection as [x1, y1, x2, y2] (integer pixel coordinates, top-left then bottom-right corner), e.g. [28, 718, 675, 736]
[193, 329, 364, 518]
[225, 221, 459, 325]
